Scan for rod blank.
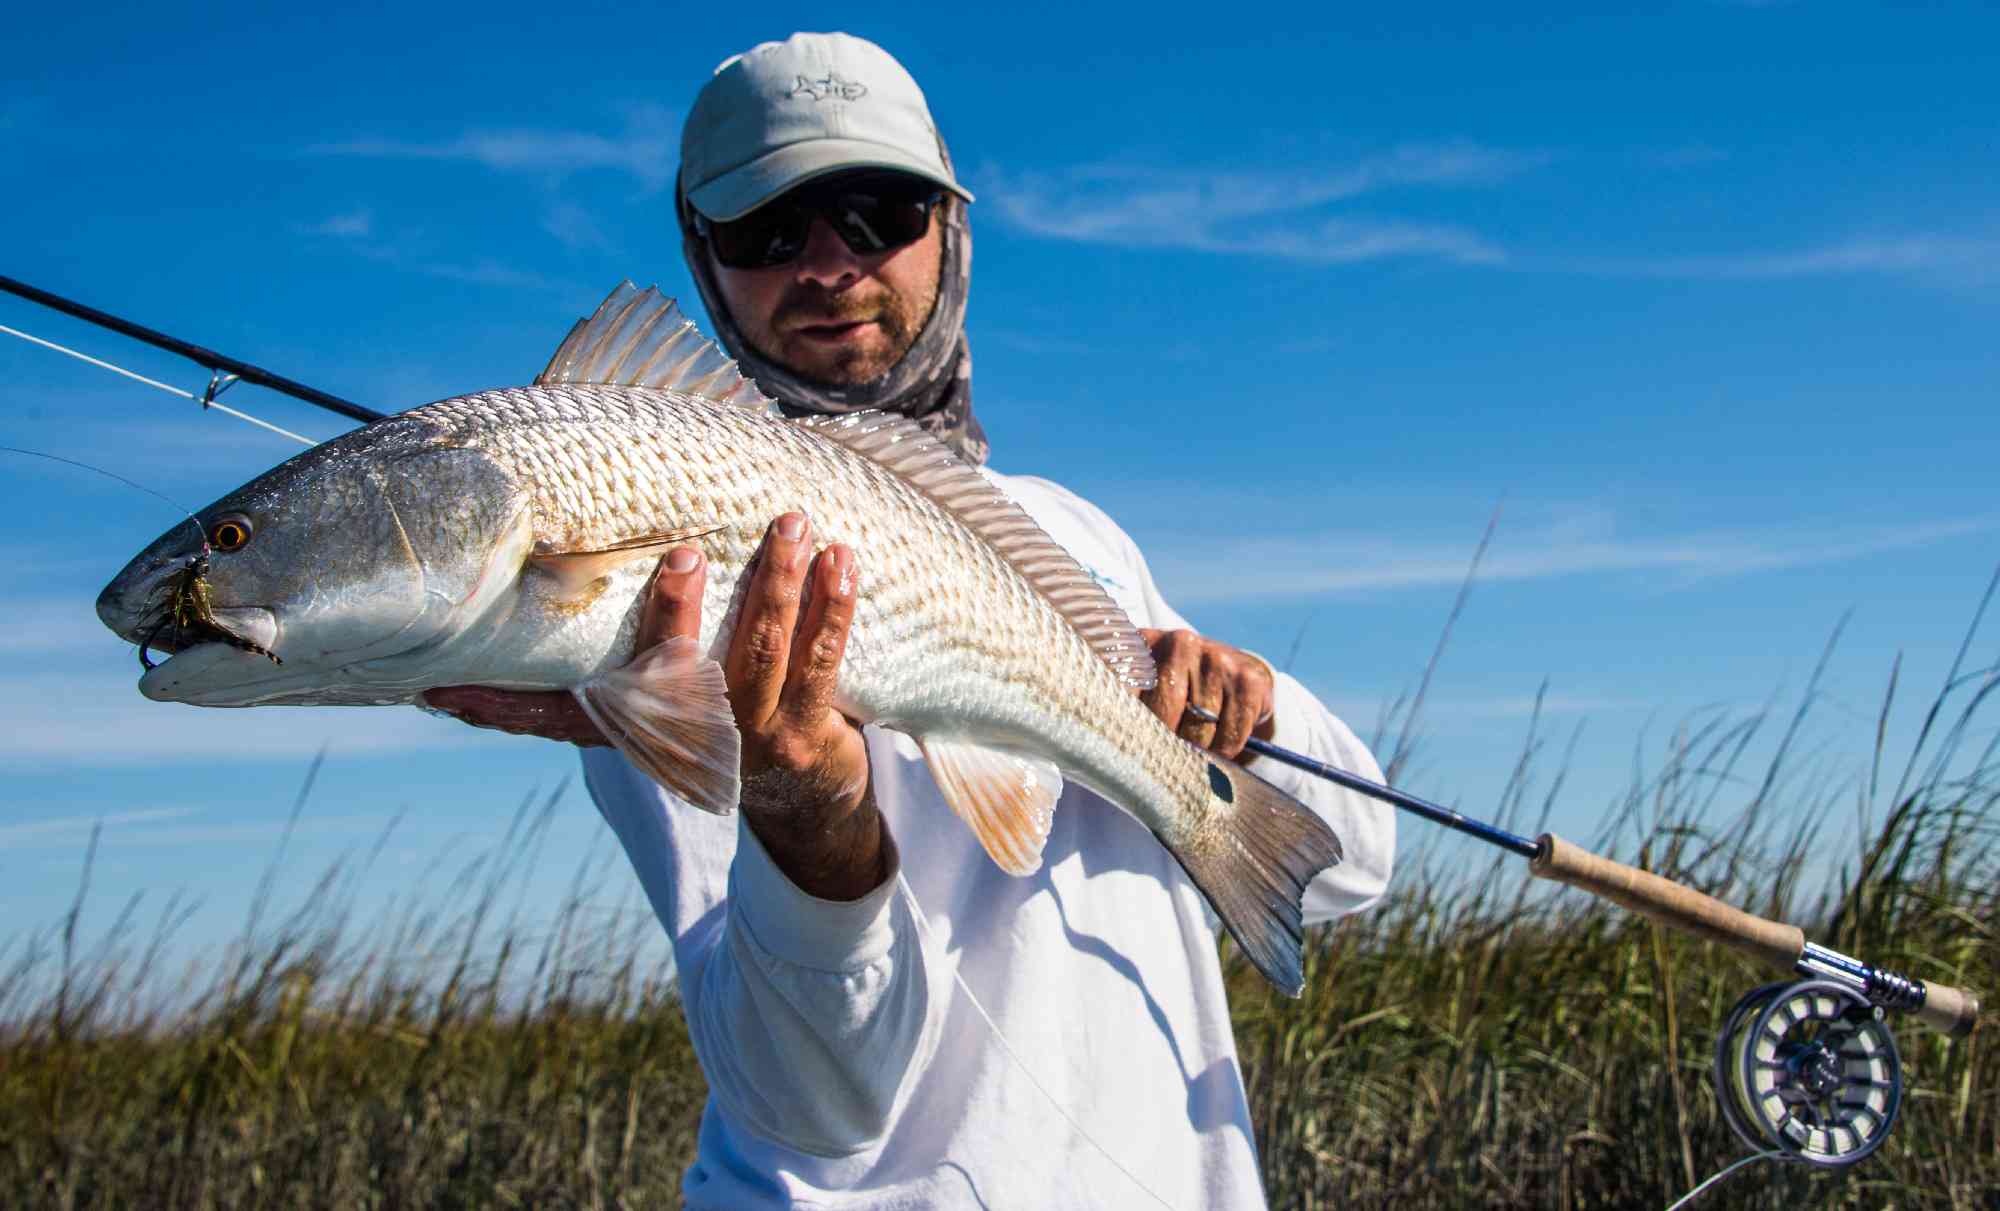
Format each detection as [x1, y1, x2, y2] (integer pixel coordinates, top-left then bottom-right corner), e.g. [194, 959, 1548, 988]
[0, 273, 383, 424]
[1214, 712, 1541, 858]
[1213, 707, 1983, 1036]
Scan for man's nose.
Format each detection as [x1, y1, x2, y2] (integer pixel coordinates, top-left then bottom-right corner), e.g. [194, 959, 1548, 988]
[792, 217, 862, 290]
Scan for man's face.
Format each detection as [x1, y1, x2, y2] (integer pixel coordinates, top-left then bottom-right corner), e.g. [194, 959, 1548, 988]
[706, 186, 944, 386]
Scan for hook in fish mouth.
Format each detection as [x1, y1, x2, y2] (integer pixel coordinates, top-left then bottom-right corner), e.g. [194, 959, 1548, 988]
[138, 614, 171, 671]
[135, 555, 281, 670]
[136, 610, 281, 670]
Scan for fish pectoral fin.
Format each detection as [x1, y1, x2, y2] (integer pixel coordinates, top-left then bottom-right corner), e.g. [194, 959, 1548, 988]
[573, 635, 741, 815]
[530, 527, 721, 600]
[918, 738, 1063, 876]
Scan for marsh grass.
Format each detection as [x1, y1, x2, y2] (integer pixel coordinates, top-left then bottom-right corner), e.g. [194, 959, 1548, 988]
[1232, 586, 2000, 1208]
[5, 606, 1997, 1208]
[2, 776, 702, 1210]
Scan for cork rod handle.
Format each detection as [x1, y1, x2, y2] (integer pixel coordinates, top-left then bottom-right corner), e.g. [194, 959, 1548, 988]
[1532, 834, 1984, 1038]
[1530, 834, 1805, 968]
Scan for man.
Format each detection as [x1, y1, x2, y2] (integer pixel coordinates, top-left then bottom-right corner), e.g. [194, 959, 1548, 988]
[428, 32, 1393, 1208]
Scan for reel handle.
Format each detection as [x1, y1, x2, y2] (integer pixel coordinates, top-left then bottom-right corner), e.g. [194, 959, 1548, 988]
[1531, 834, 1981, 1036]
[1916, 979, 1980, 1039]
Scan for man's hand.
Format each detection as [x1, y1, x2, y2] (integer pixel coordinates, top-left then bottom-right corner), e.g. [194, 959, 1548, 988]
[1138, 628, 1276, 761]
[424, 514, 884, 901]
[718, 513, 882, 901]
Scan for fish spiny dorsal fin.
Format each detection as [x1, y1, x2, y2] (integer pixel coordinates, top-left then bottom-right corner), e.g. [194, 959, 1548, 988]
[536, 281, 777, 412]
[804, 412, 1158, 691]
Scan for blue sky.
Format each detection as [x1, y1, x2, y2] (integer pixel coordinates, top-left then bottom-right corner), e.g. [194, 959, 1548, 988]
[4, 2, 1997, 990]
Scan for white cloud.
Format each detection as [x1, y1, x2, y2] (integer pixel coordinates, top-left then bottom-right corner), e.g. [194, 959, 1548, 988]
[310, 105, 680, 192]
[297, 209, 373, 239]
[1588, 236, 2000, 285]
[987, 144, 1997, 285]
[92, 813, 394, 848]
[1311, 692, 1646, 732]
[298, 223, 575, 293]
[0, 806, 197, 845]
[2, 601, 117, 656]
[541, 202, 611, 251]
[1151, 514, 2000, 604]
[412, 258, 566, 290]
[1227, 219, 1503, 266]
[984, 144, 1541, 265]
[0, 806, 400, 850]
[1424, 693, 1645, 720]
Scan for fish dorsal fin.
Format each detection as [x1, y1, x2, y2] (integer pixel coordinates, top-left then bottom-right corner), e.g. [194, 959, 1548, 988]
[536, 281, 776, 411]
[805, 412, 1158, 690]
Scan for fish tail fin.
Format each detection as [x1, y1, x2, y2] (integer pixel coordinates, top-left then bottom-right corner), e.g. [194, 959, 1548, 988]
[1167, 755, 1343, 998]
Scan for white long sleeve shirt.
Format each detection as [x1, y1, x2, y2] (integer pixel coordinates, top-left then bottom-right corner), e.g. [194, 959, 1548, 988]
[581, 471, 1394, 1209]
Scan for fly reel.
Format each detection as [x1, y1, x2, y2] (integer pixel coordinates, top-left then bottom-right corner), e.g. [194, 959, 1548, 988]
[1713, 979, 1903, 1166]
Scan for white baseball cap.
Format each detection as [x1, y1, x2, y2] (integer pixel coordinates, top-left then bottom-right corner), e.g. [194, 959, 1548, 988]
[680, 32, 975, 222]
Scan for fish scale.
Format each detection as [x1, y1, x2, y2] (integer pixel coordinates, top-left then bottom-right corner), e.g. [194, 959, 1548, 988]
[499, 381, 1298, 953]
[96, 284, 1343, 995]
[423, 383, 1177, 814]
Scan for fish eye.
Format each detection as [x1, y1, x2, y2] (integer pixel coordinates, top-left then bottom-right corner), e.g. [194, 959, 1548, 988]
[211, 515, 254, 552]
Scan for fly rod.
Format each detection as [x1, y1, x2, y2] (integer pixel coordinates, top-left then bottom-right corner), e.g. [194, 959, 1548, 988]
[0, 273, 384, 424]
[1188, 700, 1981, 1166]
[1187, 702, 1979, 1037]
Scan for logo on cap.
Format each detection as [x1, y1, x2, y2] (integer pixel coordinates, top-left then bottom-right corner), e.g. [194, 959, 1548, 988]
[788, 72, 868, 102]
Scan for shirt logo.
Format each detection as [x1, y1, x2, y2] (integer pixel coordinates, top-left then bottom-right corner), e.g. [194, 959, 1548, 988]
[1083, 565, 1127, 593]
[788, 73, 868, 102]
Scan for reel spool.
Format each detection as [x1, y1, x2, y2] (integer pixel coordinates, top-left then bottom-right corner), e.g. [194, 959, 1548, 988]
[1713, 979, 1903, 1167]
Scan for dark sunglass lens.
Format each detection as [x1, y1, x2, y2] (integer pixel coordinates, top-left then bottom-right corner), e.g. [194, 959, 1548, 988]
[710, 205, 812, 269]
[827, 187, 938, 254]
[709, 176, 943, 267]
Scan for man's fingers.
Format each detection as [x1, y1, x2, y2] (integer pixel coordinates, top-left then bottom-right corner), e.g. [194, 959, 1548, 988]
[638, 545, 707, 651]
[779, 544, 857, 731]
[726, 513, 811, 730]
[1142, 628, 1197, 733]
[1180, 648, 1220, 749]
[1135, 629, 1281, 756]
[1212, 668, 1258, 759]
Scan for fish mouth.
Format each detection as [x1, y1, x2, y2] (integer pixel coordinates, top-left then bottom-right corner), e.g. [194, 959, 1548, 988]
[135, 636, 426, 707]
[98, 555, 185, 641]
[138, 640, 290, 703]
[134, 605, 281, 669]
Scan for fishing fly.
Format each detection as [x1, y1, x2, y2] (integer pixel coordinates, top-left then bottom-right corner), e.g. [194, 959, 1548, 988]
[139, 551, 283, 671]
[141, 510, 282, 670]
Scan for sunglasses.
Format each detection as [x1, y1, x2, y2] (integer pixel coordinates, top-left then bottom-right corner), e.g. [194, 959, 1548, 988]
[694, 172, 945, 270]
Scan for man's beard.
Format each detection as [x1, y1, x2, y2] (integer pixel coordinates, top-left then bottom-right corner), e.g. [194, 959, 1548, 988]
[760, 278, 938, 386]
